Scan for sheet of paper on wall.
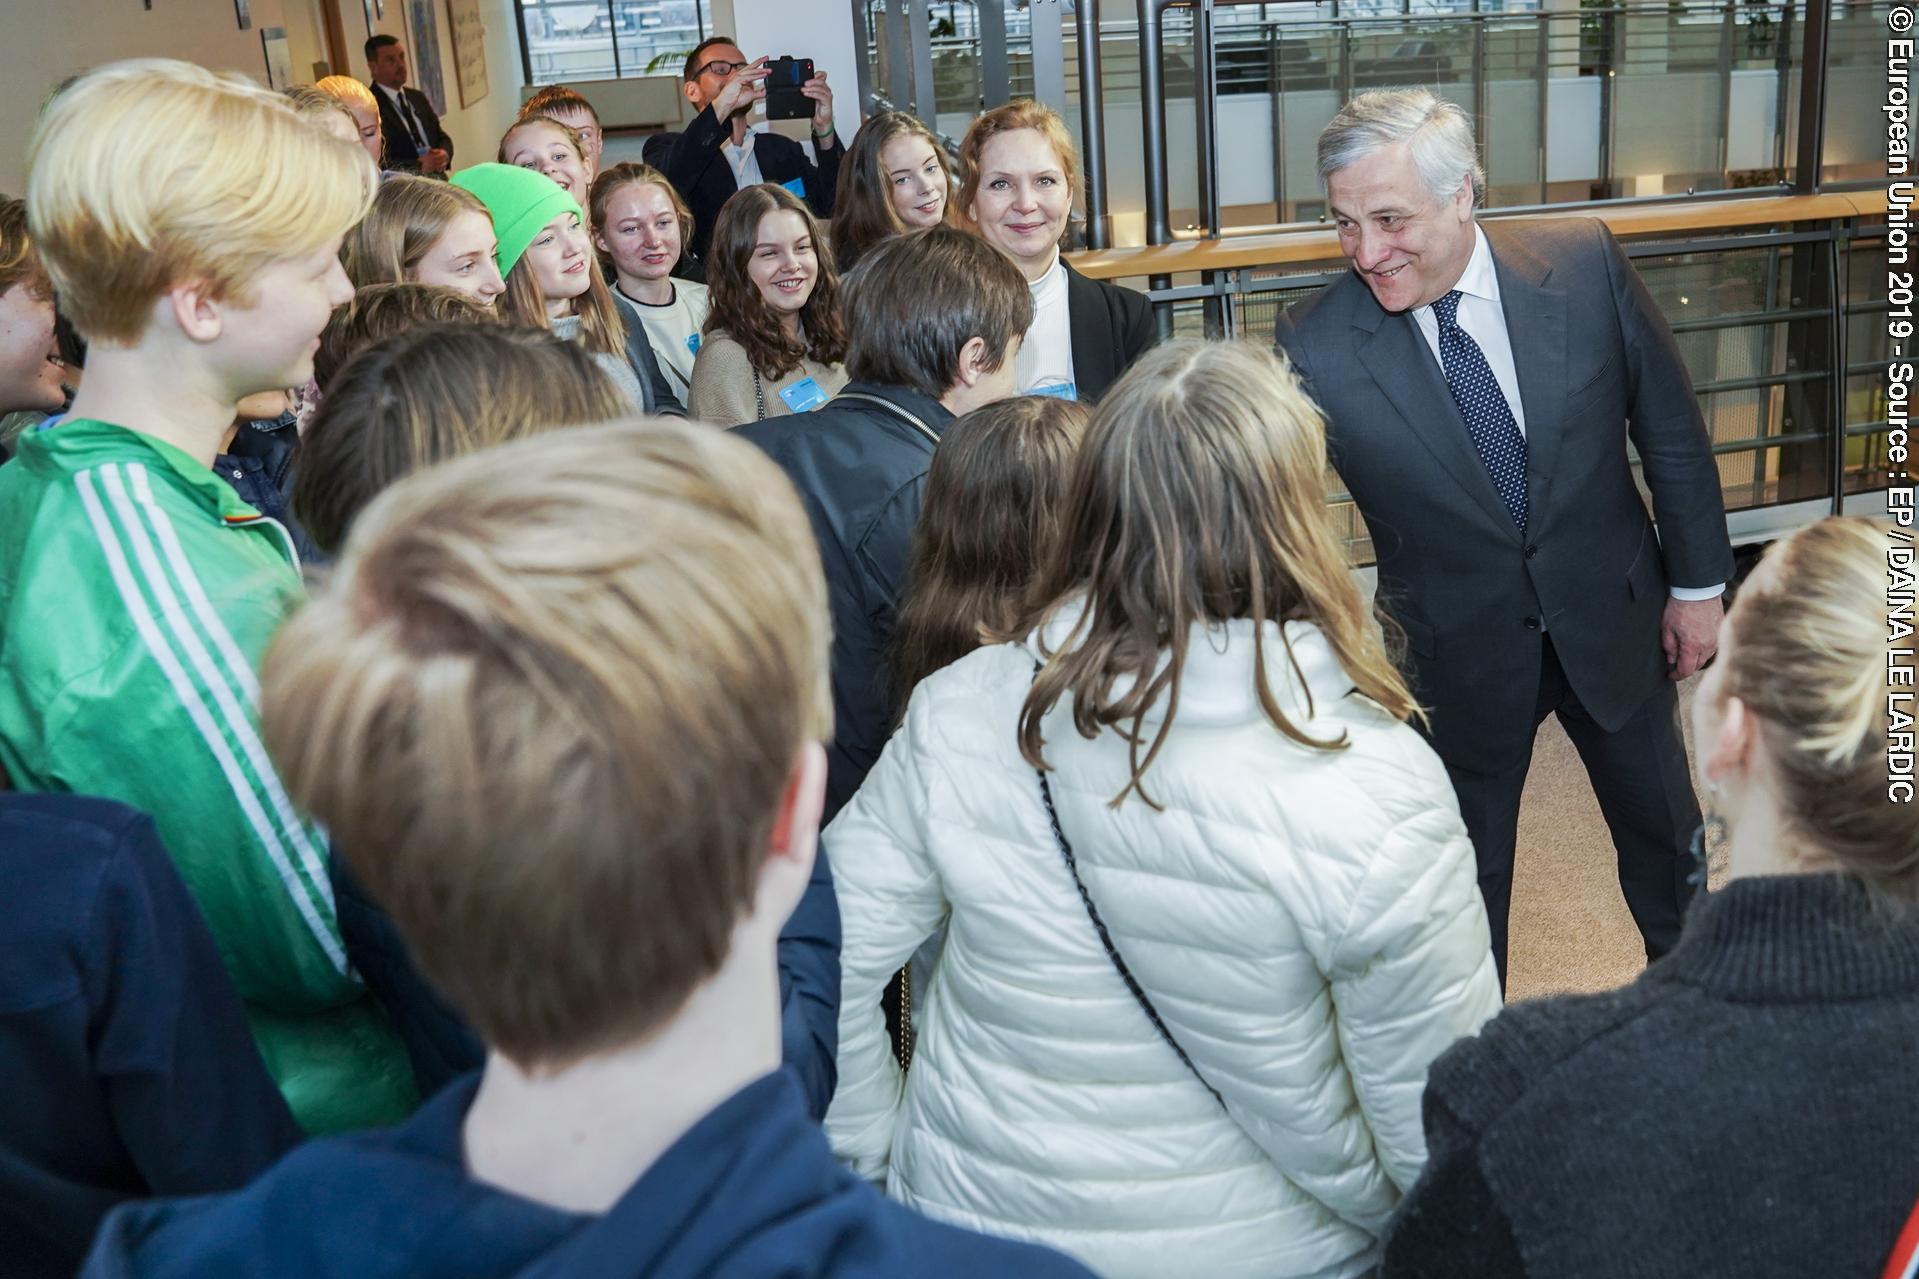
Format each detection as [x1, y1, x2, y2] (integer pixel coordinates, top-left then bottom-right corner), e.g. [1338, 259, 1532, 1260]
[447, 0, 489, 109]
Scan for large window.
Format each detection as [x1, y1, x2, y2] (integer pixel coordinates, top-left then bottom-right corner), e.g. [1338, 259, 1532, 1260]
[517, 0, 708, 84]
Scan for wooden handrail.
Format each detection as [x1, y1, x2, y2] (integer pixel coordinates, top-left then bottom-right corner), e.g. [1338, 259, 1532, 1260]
[1065, 189, 1891, 282]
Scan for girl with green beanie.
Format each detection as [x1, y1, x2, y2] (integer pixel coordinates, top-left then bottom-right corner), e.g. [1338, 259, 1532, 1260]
[450, 163, 648, 409]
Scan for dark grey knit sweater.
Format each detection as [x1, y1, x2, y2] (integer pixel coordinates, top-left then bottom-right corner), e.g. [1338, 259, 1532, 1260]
[1380, 873, 1919, 1277]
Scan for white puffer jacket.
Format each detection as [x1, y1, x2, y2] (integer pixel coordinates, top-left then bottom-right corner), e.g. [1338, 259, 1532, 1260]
[823, 616, 1501, 1279]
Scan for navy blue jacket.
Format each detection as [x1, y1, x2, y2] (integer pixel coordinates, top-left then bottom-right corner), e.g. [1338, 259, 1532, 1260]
[334, 846, 843, 1118]
[83, 1069, 1095, 1279]
[213, 412, 322, 566]
[735, 382, 953, 823]
[0, 796, 302, 1278]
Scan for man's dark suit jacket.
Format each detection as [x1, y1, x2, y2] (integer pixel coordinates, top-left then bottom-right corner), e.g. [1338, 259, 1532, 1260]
[643, 108, 841, 263]
[1275, 218, 1733, 774]
[371, 83, 454, 174]
[1063, 261, 1157, 402]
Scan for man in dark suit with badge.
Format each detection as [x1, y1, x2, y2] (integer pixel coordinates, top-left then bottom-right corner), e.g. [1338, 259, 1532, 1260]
[1275, 89, 1734, 986]
[366, 34, 453, 176]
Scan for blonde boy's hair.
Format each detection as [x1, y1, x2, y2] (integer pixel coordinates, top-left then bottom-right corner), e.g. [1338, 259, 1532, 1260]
[313, 74, 380, 115]
[27, 59, 377, 343]
[263, 421, 833, 1067]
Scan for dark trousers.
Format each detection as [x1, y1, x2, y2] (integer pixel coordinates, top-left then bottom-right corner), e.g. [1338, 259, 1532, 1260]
[1443, 636, 1700, 988]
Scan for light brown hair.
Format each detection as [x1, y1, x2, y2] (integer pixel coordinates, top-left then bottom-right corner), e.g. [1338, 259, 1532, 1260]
[1015, 339, 1419, 807]
[588, 162, 693, 268]
[520, 84, 601, 127]
[957, 99, 1081, 239]
[261, 420, 832, 1067]
[832, 111, 958, 269]
[295, 323, 628, 555]
[1717, 517, 1916, 902]
[27, 59, 376, 343]
[702, 184, 848, 380]
[893, 395, 1090, 713]
[0, 195, 49, 300]
[844, 228, 1030, 398]
[342, 175, 494, 288]
[283, 84, 360, 134]
[313, 281, 496, 390]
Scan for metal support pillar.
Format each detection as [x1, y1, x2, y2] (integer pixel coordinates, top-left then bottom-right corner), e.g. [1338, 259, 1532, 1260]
[1032, 0, 1068, 113]
[982, 0, 1011, 107]
[1076, 0, 1110, 247]
[1138, 0, 1174, 335]
[1792, 0, 1829, 191]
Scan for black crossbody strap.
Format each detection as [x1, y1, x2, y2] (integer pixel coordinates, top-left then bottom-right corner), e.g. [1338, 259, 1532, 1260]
[1031, 665, 1227, 1110]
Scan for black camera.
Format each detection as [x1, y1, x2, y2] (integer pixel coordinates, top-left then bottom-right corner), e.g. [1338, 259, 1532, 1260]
[764, 56, 815, 121]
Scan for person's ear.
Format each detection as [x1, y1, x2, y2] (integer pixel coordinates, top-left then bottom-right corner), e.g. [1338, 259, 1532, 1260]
[766, 739, 826, 879]
[682, 78, 701, 110]
[954, 334, 990, 389]
[1701, 695, 1757, 791]
[165, 281, 223, 345]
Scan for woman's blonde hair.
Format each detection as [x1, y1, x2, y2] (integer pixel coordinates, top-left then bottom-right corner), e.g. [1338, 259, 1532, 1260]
[294, 323, 630, 555]
[27, 59, 377, 343]
[342, 174, 494, 288]
[957, 99, 1081, 238]
[283, 84, 360, 134]
[1717, 517, 1917, 902]
[314, 74, 379, 114]
[1015, 339, 1418, 807]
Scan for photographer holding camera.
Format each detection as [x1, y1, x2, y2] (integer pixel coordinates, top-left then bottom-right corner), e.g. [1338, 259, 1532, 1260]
[646, 37, 843, 264]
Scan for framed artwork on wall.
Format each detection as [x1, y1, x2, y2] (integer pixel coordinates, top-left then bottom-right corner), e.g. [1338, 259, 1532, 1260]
[260, 28, 293, 90]
[407, 0, 448, 115]
[446, 0, 489, 109]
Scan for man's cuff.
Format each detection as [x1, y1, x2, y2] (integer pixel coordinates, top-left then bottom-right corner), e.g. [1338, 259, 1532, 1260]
[1669, 583, 1727, 602]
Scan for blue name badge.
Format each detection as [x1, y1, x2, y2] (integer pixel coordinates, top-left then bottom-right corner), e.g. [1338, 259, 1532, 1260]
[781, 176, 808, 199]
[686, 332, 702, 356]
[1027, 380, 1079, 402]
[779, 376, 830, 413]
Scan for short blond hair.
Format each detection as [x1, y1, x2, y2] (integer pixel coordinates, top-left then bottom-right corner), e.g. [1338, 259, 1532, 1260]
[262, 421, 833, 1067]
[28, 59, 376, 343]
[313, 74, 379, 116]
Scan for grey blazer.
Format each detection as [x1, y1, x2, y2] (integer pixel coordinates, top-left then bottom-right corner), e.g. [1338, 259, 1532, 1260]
[1275, 217, 1733, 773]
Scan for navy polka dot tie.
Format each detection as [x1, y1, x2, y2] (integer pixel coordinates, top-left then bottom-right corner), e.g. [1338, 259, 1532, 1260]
[1433, 290, 1528, 531]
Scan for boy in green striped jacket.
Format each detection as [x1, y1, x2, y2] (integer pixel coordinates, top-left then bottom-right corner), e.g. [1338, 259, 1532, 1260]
[0, 59, 415, 1133]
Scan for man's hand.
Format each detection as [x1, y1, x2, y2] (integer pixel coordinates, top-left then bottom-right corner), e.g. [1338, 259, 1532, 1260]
[802, 69, 835, 140]
[420, 147, 450, 175]
[1661, 595, 1724, 681]
[712, 58, 769, 122]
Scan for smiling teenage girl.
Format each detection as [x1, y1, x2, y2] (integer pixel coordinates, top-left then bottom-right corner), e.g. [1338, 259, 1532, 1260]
[498, 115, 593, 207]
[342, 175, 506, 306]
[688, 184, 848, 426]
[455, 163, 671, 412]
[959, 101, 1154, 403]
[831, 111, 957, 276]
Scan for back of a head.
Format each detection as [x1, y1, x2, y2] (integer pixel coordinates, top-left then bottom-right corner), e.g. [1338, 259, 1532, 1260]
[295, 323, 629, 556]
[1719, 517, 1916, 901]
[27, 59, 377, 344]
[843, 227, 1031, 398]
[893, 395, 1091, 709]
[342, 175, 491, 288]
[313, 74, 378, 113]
[262, 420, 832, 1067]
[1018, 339, 1417, 802]
[313, 280, 496, 390]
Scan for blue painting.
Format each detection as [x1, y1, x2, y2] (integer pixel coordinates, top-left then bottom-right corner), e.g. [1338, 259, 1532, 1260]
[408, 0, 448, 116]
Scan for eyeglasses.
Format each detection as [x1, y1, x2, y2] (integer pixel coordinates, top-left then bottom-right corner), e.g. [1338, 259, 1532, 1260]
[694, 59, 748, 79]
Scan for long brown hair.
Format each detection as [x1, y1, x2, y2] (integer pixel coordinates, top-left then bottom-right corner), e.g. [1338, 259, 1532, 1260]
[1015, 339, 1419, 807]
[892, 396, 1090, 714]
[341, 175, 492, 287]
[833, 111, 958, 270]
[702, 184, 847, 380]
[498, 224, 627, 358]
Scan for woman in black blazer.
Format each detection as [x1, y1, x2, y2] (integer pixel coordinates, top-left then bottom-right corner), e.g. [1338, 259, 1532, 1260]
[959, 101, 1154, 404]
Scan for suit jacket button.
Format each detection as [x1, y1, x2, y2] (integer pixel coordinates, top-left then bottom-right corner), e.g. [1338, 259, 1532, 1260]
[1523, 615, 1541, 630]
[1524, 544, 1538, 559]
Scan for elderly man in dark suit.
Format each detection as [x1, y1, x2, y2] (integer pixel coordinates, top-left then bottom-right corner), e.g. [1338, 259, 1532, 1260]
[642, 36, 842, 264]
[1275, 89, 1733, 986]
[366, 34, 452, 176]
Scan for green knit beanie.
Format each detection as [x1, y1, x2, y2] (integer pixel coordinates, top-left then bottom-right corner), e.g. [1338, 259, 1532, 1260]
[450, 163, 584, 278]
